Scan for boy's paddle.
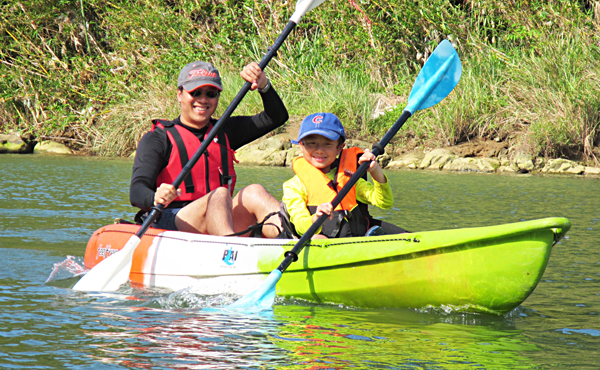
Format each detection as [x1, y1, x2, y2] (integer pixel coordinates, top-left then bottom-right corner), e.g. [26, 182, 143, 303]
[228, 39, 463, 309]
[73, 0, 328, 292]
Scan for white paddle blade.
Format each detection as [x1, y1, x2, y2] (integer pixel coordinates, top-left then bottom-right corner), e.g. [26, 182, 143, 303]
[290, 0, 327, 23]
[72, 236, 141, 291]
[405, 40, 462, 114]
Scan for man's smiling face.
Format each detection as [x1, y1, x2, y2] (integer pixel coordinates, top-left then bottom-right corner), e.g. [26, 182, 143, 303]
[177, 87, 220, 129]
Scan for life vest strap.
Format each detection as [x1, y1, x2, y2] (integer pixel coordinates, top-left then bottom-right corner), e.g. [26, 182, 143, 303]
[163, 125, 195, 194]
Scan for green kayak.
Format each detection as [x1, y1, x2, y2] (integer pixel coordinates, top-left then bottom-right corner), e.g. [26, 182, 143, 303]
[84, 217, 570, 314]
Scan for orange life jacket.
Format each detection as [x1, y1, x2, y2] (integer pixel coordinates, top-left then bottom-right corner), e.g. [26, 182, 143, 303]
[292, 147, 371, 237]
[153, 119, 237, 204]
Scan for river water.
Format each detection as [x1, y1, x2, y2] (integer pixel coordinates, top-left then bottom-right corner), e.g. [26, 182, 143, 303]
[1, 154, 598, 369]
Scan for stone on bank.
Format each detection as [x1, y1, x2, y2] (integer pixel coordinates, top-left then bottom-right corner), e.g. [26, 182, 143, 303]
[34, 141, 73, 155]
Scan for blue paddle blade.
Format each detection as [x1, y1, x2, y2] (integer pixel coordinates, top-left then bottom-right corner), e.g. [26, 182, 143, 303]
[226, 270, 282, 310]
[405, 40, 462, 114]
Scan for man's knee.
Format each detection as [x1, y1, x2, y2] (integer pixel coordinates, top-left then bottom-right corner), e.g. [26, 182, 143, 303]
[210, 186, 233, 201]
[238, 184, 276, 201]
[241, 183, 266, 195]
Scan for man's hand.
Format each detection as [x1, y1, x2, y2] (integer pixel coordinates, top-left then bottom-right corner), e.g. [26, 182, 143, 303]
[154, 183, 182, 206]
[240, 62, 268, 91]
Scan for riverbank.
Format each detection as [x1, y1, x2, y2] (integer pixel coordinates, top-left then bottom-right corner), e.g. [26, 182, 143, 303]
[234, 129, 600, 177]
[3, 127, 600, 177]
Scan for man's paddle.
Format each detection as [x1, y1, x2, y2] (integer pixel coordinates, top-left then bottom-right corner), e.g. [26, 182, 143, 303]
[228, 39, 462, 309]
[73, 0, 328, 292]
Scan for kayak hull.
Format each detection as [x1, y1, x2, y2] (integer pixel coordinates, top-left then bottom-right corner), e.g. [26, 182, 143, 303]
[83, 217, 570, 314]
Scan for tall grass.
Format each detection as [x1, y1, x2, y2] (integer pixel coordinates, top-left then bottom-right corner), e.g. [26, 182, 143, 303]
[1, 0, 599, 163]
[508, 33, 600, 160]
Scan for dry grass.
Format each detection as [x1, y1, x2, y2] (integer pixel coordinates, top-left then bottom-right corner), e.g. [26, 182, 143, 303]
[86, 81, 179, 156]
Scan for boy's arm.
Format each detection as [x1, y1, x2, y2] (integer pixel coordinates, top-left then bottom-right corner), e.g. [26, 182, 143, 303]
[282, 176, 322, 236]
[355, 176, 394, 209]
[358, 149, 386, 183]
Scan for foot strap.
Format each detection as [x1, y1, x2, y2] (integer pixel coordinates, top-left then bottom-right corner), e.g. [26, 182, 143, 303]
[226, 211, 281, 237]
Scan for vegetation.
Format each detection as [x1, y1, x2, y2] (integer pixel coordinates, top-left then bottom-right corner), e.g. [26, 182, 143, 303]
[1, 0, 599, 163]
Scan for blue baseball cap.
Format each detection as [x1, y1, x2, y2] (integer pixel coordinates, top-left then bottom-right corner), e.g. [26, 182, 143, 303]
[292, 113, 346, 145]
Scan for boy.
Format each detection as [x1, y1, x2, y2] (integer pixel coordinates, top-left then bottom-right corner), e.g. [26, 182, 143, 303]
[283, 112, 399, 239]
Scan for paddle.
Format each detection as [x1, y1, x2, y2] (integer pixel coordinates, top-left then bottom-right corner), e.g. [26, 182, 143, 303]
[228, 39, 462, 309]
[73, 0, 328, 292]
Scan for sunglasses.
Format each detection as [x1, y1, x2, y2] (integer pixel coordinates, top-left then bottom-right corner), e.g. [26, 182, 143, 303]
[189, 89, 220, 98]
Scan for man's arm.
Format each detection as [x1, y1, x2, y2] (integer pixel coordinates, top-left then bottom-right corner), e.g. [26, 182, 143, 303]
[129, 130, 170, 210]
[224, 87, 289, 150]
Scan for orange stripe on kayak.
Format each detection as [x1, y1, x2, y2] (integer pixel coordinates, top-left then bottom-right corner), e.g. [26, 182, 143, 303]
[84, 224, 166, 286]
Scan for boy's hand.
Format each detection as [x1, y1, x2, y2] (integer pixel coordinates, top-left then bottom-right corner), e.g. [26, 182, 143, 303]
[312, 202, 334, 223]
[359, 149, 387, 183]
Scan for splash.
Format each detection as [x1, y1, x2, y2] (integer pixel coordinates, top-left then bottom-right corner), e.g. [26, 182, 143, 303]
[417, 304, 504, 317]
[147, 288, 240, 310]
[45, 255, 88, 283]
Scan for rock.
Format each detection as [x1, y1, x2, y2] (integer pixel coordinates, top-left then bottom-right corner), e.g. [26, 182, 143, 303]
[443, 157, 500, 172]
[386, 151, 425, 169]
[419, 148, 456, 170]
[498, 165, 517, 173]
[257, 136, 291, 151]
[0, 133, 33, 154]
[584, 166, 600, 176]
[33, 141, 73, 155]
[541, 158, 585, 175]
[449, 139, 508, 158]
[236, 134, 291, 166]
[377, 153, 392, 168]
[513, 152, 535, 173]
[285, 147, 302, 166]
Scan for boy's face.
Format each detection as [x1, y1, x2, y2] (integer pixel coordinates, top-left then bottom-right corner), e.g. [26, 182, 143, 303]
[299, 134, 344, 173]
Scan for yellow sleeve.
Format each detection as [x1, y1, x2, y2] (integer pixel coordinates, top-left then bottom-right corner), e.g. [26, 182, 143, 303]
[355, 174, 394, 209]
[282, 176, 322, 236]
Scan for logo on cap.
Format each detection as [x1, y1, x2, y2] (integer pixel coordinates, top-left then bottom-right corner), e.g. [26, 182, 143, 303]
[187, 68, 218, 80]
[312, 115, 323, 127]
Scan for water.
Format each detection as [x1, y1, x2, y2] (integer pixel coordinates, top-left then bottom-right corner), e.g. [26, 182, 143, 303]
[1, 154, 598, 369]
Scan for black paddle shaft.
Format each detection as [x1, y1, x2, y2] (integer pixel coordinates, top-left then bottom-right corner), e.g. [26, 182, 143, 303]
[277, 110, 413, 273]
[134, 21, 299, 239]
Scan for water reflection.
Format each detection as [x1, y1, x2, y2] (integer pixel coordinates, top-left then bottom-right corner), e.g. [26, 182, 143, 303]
[1, 155, 599, 368]
[75, 296, 543, 369]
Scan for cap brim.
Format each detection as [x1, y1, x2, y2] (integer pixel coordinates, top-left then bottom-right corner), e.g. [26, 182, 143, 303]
[296, 129, 341, 143]
[182, 81, 223, 92]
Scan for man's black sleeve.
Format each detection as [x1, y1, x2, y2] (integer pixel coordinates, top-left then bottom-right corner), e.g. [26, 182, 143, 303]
[129, 129, 170, 210]
[224, 86, 289, 150]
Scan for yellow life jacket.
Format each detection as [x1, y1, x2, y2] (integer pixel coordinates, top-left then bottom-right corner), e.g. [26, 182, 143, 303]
[292, 147, 371, 237]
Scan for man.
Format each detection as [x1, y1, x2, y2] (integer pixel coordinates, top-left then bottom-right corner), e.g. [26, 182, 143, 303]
[130, 61, 289, 237]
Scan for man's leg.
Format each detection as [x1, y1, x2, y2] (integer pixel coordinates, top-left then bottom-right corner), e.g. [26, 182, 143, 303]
[175, 187, 235, 235]
[231, 184, 283, 238]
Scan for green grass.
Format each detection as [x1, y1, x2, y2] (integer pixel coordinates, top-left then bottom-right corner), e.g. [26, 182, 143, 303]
[1, 0, 599, 164]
